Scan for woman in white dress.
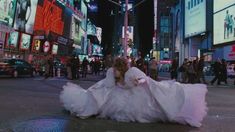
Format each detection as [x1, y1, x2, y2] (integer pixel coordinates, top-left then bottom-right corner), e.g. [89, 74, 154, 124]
[60, 57, 208, 127]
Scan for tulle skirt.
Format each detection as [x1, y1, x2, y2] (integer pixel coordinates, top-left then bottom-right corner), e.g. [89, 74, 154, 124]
[60, 80, 207, 127]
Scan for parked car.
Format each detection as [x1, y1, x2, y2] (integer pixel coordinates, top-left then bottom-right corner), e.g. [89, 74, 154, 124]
[0, 59, 35, 78]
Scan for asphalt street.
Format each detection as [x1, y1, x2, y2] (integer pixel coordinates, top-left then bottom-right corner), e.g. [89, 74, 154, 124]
[0, 74, 235, 132]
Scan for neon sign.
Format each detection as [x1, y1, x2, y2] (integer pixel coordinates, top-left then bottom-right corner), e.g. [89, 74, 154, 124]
[34, 0, 64, 35]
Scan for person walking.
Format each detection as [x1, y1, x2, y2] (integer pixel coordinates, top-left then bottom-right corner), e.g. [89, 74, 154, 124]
[220, 59, 228, 84]
[149, 57, 158, 80]
[66, 57, 72, 80]
[71, 56, 80, 80]
[170, 58, 178, 80]
[179, 58, 189, 83]
[198, 56, 207, 84]
[136, 53, 145, 73]
[187, 61, 196, 84]
[210, 59, 222, 85]
[82, 57, 89, 78]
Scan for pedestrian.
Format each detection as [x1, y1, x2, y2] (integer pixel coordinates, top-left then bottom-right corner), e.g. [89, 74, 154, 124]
[187, 61, 196, 84]
[198, 56, 207, 84]
[149, 57, 158, 80]
[136, 52, 145, 73]
[71, 56, 80, 80]
[82, 57, 89, 78]
[66, 57, 72, 80]
[105, 53, 113, 70]
[220, 59, 228, 84]
[179, 58, 189, 83]
[170, 58, 178, 80]
[193, 57, 200, 83]
[210, 59, 222, 85]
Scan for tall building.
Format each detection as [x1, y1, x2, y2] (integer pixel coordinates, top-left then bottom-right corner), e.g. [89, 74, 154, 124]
[153, 0, 177, 61]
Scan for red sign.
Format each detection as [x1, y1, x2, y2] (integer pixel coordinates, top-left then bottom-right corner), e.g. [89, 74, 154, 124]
[34, 0, 64, 35]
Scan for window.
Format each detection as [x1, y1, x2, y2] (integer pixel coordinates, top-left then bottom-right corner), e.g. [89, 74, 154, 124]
[191, 0, 193, 8]
[188, 1, 190, 10]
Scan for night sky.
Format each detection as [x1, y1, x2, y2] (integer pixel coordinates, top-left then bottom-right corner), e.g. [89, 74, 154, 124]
[89, 0, 153, 56]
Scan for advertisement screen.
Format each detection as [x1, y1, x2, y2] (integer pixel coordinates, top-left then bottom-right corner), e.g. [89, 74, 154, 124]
[213, 0, 235, 45]
[184, 0, 206, 38]
[92, 44, 102, 56]
[71, 15, 82, 49]
[122, 26, 134, 44]
[52, 44, 58, 55]
[7, 31, 19, 48]
[14, 0, 38, 34]
[0, 0, 17, 27]
[34, 0, 64, 35]
[224, 44, 235, 61]
[32, 39, 41, 52]
[81, 1, 87, 30]
[87, 21, 96, 36]
[43, 41, 50, 53]
[96, 27, 102, 44]
[20, 33, 31, 50]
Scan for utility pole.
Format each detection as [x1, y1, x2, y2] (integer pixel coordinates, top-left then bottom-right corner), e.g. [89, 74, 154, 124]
[106, 0, 147, 58]
[123, 0, 128, 57]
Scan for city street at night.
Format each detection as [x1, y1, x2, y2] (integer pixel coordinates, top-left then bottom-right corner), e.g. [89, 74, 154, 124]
[0, 75, 235, 132]
[1, 0, 235, 131]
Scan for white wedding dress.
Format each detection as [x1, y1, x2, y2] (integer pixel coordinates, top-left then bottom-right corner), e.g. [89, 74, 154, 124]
[60, 67, 208, 127]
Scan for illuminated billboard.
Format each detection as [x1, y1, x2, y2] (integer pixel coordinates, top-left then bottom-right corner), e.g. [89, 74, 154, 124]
[184, 0, 206, 38]
[71, 15, 82, 49]
[6, 31, 19, 48]
[96, 27, 102, 44]
[20, 33, 31, 50]
[14, 0, 38, 34]
[32, 39, 41, 52]
[92, 44, 102, 56]
[122, 26, 134, 45]
[43, 41, 51, 53]
[213, 0, 235, 45]
[81, 0, 87, 30]
[0, 0, 17, 27]
[87, 21, 96, 36]
[34, 0, 64, 35]
[52, 44, 58, 55]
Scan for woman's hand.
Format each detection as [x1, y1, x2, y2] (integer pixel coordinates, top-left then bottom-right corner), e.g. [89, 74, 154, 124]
[133, 77, 146, 86]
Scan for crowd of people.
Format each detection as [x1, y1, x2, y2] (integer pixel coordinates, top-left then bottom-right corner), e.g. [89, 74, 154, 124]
[43, 55, 106, 80]
[42, 53, 235, 85]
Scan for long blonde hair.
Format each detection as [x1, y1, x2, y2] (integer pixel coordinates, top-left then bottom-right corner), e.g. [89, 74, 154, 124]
[113, 57, 128, 84]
